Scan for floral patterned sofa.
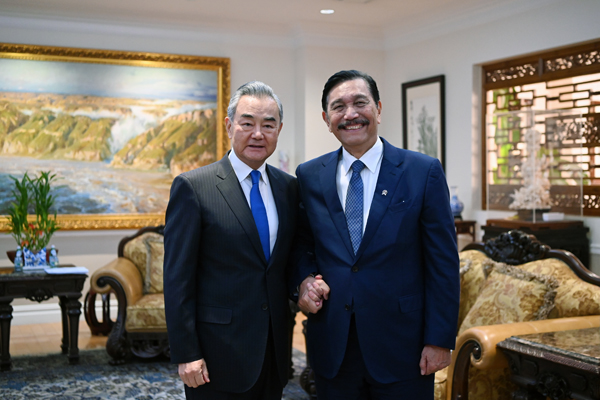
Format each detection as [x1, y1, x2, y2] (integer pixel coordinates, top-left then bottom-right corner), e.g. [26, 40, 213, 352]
[84, 226, 168, 364]
[433, 230, 600, 400]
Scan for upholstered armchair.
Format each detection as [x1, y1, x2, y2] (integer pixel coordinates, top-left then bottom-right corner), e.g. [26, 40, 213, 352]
[85, 225, 301, 373]
[298, 230, 600, 400]
[84, 226, 168, 364]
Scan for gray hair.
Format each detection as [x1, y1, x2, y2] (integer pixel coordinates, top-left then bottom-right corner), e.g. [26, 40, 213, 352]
[227, 81, 283, 123]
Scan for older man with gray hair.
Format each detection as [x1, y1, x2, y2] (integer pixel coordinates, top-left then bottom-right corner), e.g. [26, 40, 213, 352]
[164, 81, 298, 400]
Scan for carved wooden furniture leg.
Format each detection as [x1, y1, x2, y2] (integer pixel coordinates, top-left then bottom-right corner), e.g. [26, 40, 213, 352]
[96, 275, 131, 365]
[0, 301, 13, 371]
[83, 289, 114, 336]
[59, 294, 82, 364]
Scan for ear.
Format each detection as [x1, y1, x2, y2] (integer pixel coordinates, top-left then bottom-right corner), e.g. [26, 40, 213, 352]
[322, 111, 330, 127]
[225, 117, 233, 138]
[376, 101, 382, 124]
[276, 122, 283, 136]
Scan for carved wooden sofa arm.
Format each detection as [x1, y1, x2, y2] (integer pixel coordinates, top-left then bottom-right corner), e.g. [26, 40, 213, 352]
[448, 315, 600, 400]
[90, 257, 143, 364]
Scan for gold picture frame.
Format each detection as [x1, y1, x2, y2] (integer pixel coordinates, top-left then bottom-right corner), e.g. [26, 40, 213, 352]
[0, 43, 230, 230]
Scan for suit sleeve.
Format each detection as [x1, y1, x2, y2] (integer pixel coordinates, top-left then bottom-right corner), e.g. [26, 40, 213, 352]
[163, 174, 204, 364]
[289, 165, 319, 298]
[420, 160, 461, 350]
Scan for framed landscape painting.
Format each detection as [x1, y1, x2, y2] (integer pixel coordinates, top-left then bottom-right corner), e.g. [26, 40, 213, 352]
[0, 43, 230, 230]
[402, 75, 445, 170]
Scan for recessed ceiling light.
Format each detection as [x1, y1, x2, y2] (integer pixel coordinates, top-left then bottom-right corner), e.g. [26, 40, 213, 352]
[320, 9, 335, 15]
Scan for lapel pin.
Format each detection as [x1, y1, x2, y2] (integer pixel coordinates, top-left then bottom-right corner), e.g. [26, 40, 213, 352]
[382, 190, 388, 196]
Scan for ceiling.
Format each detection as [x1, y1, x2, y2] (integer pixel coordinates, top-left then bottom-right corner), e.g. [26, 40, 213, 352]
[0, 0, 557, 44]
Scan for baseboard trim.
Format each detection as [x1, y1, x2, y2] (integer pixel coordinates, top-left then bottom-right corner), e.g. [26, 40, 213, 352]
[11, 303, 117, 326]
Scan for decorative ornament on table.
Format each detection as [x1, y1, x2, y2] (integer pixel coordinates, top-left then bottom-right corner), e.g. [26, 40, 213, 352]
[449, 186, 464, 220]
[6, 171, 60, 269]
[509, 128, 552, 221]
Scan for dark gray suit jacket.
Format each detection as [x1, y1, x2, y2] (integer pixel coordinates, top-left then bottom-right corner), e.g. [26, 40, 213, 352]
[164, 154, 298, 393]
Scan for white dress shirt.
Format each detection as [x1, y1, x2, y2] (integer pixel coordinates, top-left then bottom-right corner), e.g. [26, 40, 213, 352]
[229, 150, 279, 255]
[336, 137, 384, 233]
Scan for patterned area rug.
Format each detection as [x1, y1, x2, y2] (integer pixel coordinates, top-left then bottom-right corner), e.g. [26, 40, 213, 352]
[0, 348, 309, 399]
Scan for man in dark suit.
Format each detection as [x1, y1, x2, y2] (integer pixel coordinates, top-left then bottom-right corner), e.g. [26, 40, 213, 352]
[164, 81, 297, 400]
[292, 70, 460, 399]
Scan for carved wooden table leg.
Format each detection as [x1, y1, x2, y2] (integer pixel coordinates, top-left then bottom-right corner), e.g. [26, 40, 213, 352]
[59, 294, 82, 364]
[0, 300, 13, 371]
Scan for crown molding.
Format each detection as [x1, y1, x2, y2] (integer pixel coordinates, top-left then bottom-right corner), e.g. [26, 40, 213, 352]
[383, 0, 562, 50]
[0, 13, 383, 51]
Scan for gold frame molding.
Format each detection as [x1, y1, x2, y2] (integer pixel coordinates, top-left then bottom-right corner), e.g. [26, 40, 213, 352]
[0, 43, 230, 231]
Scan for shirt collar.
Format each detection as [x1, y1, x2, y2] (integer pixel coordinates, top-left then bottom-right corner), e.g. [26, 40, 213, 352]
[228, 150, 269, 184]
[341, 136, 383, 175]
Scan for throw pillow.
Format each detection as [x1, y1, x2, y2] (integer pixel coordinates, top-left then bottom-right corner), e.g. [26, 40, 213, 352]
[458, 262, 558, 336]
[519, 258, 600, 318]
[143, 234, 164, 294]
[457, 250, 489, 331]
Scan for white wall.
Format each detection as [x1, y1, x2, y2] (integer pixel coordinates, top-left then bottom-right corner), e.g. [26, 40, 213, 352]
[384, 0, 600, 274]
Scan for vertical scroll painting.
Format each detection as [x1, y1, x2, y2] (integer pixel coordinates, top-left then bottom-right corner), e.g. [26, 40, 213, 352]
[0, 43, 230, 230]
[402, 75, 445, 169]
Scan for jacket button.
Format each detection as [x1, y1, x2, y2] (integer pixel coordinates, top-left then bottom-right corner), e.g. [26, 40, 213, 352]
[261, 303, 268, 310]
[344, 304, 351, 311]
[351, 266, 359, 273]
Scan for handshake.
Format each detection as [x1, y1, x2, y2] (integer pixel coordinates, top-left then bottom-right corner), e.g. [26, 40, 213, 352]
[297, 274, 331, 314]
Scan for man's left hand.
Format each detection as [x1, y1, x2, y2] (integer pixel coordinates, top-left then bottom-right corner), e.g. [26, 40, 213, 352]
[419, 345, 451, 375]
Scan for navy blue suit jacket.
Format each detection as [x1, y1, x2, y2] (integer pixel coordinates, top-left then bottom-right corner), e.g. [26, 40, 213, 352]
[292, 138, 460, 383]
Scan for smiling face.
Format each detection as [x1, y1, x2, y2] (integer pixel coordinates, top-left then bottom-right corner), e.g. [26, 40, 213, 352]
[323, 78, 381, 159]
[225, 95, 282, 170]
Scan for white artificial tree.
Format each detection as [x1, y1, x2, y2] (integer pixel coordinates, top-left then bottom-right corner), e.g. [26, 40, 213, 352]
[509, 128, 552, 210]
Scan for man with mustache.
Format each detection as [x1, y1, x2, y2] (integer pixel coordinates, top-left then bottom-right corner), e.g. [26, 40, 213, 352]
[292, 70, 460, 399]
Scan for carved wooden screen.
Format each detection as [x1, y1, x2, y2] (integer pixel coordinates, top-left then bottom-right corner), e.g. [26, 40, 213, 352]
[482, 40, 600, 216]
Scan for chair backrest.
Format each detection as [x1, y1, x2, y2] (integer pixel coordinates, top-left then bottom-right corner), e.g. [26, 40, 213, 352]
[120, 225, 165, 295]
[463, 230, 600, 286]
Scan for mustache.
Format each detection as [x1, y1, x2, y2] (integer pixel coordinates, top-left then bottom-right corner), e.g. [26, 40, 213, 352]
[338, 119, 369, 130]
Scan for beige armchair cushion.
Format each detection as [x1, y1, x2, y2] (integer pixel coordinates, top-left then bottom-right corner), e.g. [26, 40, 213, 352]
[126, 293, 167, 331]
[458, 262, 558, 336]
[433, 367, 448, 400]
[123, 232, 164, 295]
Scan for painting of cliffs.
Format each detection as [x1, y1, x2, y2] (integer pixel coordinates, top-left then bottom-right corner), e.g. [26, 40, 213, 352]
[0, 57, 222, 215]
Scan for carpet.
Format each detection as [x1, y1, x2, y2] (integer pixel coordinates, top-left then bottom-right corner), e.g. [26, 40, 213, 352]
[0, 348, 309, 399]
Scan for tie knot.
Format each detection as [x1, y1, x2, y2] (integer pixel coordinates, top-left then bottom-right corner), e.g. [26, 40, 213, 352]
[250, 170, 261, 185]
[351, 160, 365, 174]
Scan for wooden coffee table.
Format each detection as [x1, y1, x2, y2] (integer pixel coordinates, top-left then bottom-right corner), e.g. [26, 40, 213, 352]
[0, 265, 88, 371]
[498, 328, 600, 400]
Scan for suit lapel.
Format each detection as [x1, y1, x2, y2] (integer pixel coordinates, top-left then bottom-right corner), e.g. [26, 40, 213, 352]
[320, 149, 356, 260]
[266, 165, 288, 269]
[356, 139, 405, 259]
[215, 156, 267, 264]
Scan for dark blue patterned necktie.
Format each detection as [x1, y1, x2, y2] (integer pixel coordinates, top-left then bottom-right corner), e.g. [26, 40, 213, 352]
[250, 170, 270, 262]
[345, 160, 365, 254]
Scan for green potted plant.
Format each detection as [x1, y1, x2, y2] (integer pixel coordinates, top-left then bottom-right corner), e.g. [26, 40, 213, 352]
[7, 171, 60, 266]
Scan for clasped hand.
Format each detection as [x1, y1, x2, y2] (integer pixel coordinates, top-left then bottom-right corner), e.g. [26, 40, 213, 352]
[297, 274, 330, 314]
[179, 358, 210, 388]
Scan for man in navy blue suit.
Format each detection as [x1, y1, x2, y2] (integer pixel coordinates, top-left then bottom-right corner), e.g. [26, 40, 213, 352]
[292, 70, 460, 399]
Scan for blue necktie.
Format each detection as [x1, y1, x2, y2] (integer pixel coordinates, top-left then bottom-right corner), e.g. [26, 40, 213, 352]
[250, 170, 270, 262]
[346, 160, 365, 254]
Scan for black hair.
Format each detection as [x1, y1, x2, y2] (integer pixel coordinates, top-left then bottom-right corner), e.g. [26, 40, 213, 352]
[321, 70, 380, 112]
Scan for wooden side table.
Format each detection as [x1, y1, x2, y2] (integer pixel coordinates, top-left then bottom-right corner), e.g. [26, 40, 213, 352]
[455, 220, 476, 243]
[482, 219, 590, 267]
[498, 328, 600, 400]
[0, 265, 87, 371]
